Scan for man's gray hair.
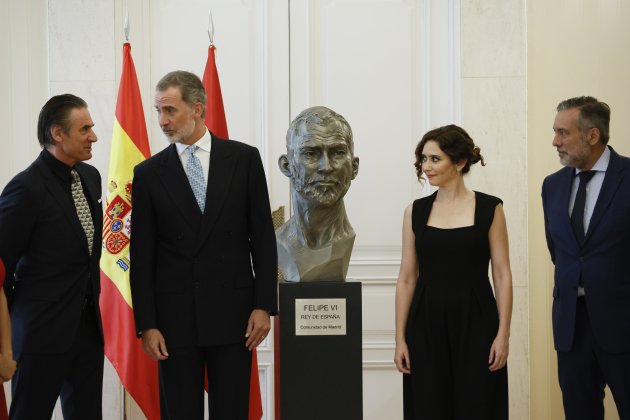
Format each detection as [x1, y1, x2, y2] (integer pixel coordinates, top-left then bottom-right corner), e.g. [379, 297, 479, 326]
[156, 70, 207, 119]
[557, 96, 611, 145]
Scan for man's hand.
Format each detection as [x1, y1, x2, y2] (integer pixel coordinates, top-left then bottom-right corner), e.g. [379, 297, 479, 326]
[245, 309, 271, 351]
[141, 328, 169, 361]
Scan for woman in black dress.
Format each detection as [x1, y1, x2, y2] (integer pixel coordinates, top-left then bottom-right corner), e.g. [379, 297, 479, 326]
[394, 125, 513, 419]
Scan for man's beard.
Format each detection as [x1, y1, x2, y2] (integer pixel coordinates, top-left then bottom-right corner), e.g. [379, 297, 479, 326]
[163, 118, 196, 144]
[559, 134, 591, 168]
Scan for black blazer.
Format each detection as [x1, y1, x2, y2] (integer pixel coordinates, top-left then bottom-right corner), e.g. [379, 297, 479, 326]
[130, 133, 277, 348]
[542, 146, 630, 353]
[0, 151, 104, 358]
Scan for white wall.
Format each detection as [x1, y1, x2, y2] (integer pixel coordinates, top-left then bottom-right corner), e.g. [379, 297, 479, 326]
[0, 0, 48, 186]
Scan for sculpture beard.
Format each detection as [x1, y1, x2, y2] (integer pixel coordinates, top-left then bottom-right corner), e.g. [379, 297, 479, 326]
[290, 165, 351, 208]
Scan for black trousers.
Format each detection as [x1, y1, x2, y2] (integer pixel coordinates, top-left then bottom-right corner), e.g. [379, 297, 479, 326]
[158, 342, 252, 420]
[9, 303, 104, 420]
[557, 297, 630, 420]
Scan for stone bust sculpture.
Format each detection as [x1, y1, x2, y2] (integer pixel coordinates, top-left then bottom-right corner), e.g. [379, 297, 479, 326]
[276, 106, 359, 282]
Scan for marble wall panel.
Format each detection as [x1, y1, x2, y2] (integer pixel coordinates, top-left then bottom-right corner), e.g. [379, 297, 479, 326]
[48, 0, 115, 82]
[461, 0, 525, 78]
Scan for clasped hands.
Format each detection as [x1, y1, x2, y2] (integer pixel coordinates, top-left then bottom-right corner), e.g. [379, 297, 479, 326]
[141, 309, 271, 361]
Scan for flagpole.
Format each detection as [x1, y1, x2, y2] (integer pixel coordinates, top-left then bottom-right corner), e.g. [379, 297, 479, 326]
[201, 12, 264, 419]
[208, 11, 214, 46]
[120, 9, 130, 420]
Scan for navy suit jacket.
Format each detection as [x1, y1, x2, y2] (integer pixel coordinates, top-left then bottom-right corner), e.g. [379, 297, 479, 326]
[0, 151, 104, 358]
[542, 146, 630, 353]
[130, 133, 277, 349]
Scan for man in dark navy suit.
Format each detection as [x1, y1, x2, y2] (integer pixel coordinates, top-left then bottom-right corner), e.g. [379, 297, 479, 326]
[130, 71, 277, 419]
[542, 96, 630, 420]
[0, 94, 104, 419]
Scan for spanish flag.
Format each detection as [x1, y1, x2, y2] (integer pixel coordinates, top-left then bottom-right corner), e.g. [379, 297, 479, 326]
[100, 42, 158, 419]
[203, 44, 264, 420]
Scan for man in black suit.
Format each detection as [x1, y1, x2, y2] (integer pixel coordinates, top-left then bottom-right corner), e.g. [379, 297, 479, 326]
[130, 70, 277, 419]
[0, 94, 104, 419]
[543, 96, 630, 420]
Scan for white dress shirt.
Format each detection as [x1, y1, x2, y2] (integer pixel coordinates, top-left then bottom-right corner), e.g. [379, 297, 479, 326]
[569, 146, 610, 296]
[568, 146, 611, 233]
[175, 130, 212, 184]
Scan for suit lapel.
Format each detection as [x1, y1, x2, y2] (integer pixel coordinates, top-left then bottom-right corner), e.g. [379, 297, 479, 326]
[585, 147, 624, 244]
[33, 157, 90, 254]
[195, 136, 236, 252]
[157, 144, 203, 230]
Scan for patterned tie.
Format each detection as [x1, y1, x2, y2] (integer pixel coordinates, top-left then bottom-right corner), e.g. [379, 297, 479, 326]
[570, 170, 596, 244]
[70, 169, 95, 255]
[185, 145, 206, 213]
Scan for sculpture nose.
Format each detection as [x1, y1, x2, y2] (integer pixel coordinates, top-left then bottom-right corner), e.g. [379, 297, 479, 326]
[319, 154, 333, 172]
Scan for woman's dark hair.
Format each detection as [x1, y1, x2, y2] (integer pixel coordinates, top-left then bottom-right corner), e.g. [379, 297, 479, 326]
[414, 124, 485, 181]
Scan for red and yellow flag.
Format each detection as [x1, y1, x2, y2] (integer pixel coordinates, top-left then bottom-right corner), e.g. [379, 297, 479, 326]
[203, 45, 229, 138]
[202, 44, 264, 420]
[100, 42, 158, 420]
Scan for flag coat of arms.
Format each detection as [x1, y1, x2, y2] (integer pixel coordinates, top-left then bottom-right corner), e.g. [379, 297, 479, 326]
[100, 42, 159, 420]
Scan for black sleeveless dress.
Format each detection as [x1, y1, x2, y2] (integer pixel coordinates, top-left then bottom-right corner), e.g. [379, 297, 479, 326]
[403, 191, 508, 420]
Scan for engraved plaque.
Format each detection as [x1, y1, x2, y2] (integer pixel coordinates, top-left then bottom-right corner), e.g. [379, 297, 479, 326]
[295, 298, 346, 335]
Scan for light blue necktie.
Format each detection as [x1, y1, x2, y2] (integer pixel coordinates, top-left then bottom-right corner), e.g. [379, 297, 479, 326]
[185, 145, 206, 213]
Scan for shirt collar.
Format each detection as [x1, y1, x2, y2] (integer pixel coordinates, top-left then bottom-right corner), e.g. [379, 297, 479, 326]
[575, 145, 611, 176]
[41, 148, 74, 183]
[175, 130, 212, 157]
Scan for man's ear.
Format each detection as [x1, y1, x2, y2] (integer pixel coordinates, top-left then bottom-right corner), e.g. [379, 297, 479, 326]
[351, 157, 359, 180]
[51, 124, 64, 144]
[279, 155, 291, 177]
[193, 102, 204, 119]
[587, 127, 601, 146]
